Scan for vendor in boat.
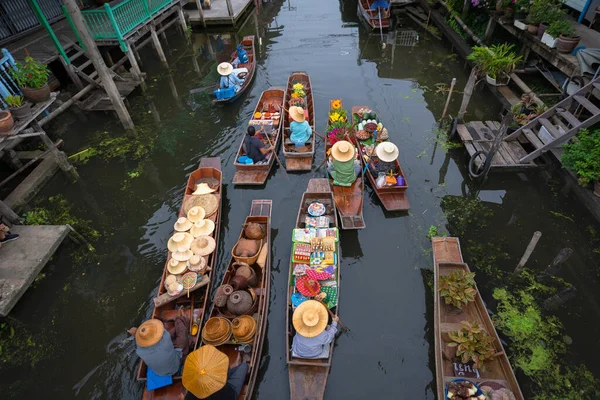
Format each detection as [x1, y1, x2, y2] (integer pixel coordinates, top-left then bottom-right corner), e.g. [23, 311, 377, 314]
[288, 106, 312, 148]
[243, 125, 273, 163]
[183, 345, 249, 400]
[327, 140, 361, 186]
[291, 300, 339, 359]
[369, 142, 399, 176]
[217, 62, 244, 93]
[128, 317, 190, 376]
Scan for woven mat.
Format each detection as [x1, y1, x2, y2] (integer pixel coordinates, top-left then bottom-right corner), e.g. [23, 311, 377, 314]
[183, 194, 219, 216]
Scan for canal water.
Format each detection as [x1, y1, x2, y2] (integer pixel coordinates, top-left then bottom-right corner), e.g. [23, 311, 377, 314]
[2, 0, 600, 398]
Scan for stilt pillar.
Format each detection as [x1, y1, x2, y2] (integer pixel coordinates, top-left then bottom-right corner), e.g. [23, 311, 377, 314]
[150, 26, 169, 68]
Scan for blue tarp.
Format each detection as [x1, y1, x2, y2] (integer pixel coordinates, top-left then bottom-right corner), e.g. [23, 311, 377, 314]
[370, 0, 389, 9]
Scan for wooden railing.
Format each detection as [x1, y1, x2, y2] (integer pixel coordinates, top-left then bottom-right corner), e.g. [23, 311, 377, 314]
[64, 0, 176, 52]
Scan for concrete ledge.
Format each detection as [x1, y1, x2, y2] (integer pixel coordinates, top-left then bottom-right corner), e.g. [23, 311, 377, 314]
[4, 156, 59, 212]
[0, 225, 69, 316]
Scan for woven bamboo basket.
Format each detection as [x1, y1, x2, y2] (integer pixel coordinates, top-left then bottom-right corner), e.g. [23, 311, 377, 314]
[231, 239, 263, 265]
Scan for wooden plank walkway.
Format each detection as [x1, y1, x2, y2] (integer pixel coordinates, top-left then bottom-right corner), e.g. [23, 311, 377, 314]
[456, 121, 540, 171]
[187, 0, 254, 26]
[5, 19, 78, 64]
[0, 225, 69, 316]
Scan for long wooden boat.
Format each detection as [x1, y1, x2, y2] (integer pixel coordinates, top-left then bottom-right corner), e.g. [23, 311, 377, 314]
[357, 0, 390, 30]
[233, 87, 285, 185]
[282, 72, 315, 171]
[199, 199, 272, 400]
[432, 237, 524, 400]
[351, 106, 410, 211]
[286, 178, 340, 400]
[326, 100, 365, 229]
[139, 157, 223, 400]
[212, 36, 256, 104]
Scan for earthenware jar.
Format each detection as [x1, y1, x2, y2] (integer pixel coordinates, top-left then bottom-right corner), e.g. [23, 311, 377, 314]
[227, 290, 253, 315]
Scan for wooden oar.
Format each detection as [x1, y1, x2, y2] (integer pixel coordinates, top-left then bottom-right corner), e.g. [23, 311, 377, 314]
[262, 127, 289, 179]
[189, 84, 219, 95]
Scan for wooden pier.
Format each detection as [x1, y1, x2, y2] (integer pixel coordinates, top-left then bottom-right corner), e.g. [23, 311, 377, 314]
[187, 0, 256, 26]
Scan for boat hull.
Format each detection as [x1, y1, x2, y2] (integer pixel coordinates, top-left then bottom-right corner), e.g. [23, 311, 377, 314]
[357, 0, 390, 30]
[283, 72, 316, 171]
[213, 36, 256, 104]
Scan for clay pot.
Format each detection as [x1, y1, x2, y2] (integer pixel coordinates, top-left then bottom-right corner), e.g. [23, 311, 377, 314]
[234, 262, 257, 286]
[0, 110, 14, 135]
[527, 24, 538, 35]
[537, 22, 548, 40]
[21, 84, 50, 103]
[9, 103, 32, 121]
[234, 238, 260, 257]
[557, 35, 581, 54]
[230, 275, 249, 290]
[214, 284, 234, 307]
[244, 222, 265, 239]
[227, 290, 253, 315]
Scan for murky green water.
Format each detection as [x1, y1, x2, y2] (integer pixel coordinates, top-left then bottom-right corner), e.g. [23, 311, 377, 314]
[1, 0, 599, 398]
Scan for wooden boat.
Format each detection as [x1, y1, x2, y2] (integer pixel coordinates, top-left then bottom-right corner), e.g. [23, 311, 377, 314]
[282, 72, 315, 171]
[233, 87, 285, 185]
[326, 100, 365, 229]
[351, 106, 410, 211]
[432, 237, 524, 400]
[286, 178, 340, 400]
[138, 157, 223, 400]
[357, 0, 390, 30]
[199, 199, 272, 400]
[212, 36, 256, 104]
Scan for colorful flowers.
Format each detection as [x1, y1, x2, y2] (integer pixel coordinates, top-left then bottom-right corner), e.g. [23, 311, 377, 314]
[331, 99, 342, 110]
[291, 92, 299, 99]
[329, 112, 341, 122]
[293, 83, 304, 91]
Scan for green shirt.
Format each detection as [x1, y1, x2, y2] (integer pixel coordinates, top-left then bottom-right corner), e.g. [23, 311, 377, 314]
[330, 159, 357, 187]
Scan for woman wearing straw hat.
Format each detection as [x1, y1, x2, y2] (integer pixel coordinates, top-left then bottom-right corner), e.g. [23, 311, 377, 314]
[369, 142, 399, 176]
[288, 106, 312, 149]
[291, 300, 339, 359]
[218, 62, 244, 93]
[326, 140, 361, 187]
[183, 345, 249, 399]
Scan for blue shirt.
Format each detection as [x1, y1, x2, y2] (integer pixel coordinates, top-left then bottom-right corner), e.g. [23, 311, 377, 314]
[290, 120, 311, 146]
[220, 73, 244, 90]
[136, 329, 181, 376]
[291, 322, 338, 358]
[244, 135, 267, 163]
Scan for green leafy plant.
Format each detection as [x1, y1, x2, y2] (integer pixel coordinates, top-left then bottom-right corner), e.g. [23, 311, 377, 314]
[4, 94, 23, 108]
[526, 0, 564, 25]
[8, 56, 49, 89]
[467, 44, 522, 79]
[438, 270, 478, 309]
[546, 19, 576, 38]
[561, 128, 600, 186]
[447, 320, 496, 369]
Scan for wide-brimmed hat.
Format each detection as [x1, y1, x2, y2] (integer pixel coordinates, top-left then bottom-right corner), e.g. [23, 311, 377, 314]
[289, 106, 306, 123]
[168, 232, 194, 252]
[331, 140, 354, 162]
[295, 276, 322, 297]
[217, 62, 233, 76]
[173, 249, 194, 262]
[174, 217, 193, 232]
[191, 219, 215, 237]
[187, 206, 206, 223]
[188, 254, 207, 273]
[183, 345, 229, 399]
[183, 194, 218, 217]
[193, 183, 216, 195]
[191, 236, 216, 256]
[167, 258, 188, 275]
[292, 300, 328, 338]
[376, 142, 399, 163]
[135, 319, 164, 347]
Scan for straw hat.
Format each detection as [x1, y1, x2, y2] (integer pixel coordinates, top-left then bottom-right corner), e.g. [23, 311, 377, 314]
[217, 62, 234, 76]
[289, 106, 306, 123]
[188, 254, 207, 273]
[168, 232, 194, 252]
[135, 319, 164, 347]
[183, 345, 229, 399]
[165, 274, 178, 287]
[376, 142, 399, 163]
[193, 183, 216, 195]
[191, 219, 215, 237]
[191, 236, 216, 256]
[183, 194, 218, 217]
[174, 217, 193, 232]
[201, 317, 232, 346]
[331, 140, 354, 162]
[173, 249, 194, 262]
[168, 258, 188, 275]
[292, 300, 329, 338]
[187, 206, 206, 223]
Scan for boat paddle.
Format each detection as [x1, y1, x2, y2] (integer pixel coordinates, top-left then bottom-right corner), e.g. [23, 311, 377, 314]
[189, 83, 219, 95]
[261, 126, 289, 179]
[316, 293, 349, 332]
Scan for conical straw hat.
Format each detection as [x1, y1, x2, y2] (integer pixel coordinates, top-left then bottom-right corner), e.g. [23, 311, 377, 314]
[191, 236, 216, 256]
[183, 345, 229, 398]
[217, 62, 234, 76]
[135, 319, 164, 347]
[190, 219, 215, 237]
[173, 249, 194, 262]
[193, 183, 216, 195]
[167, 258, 187, 275]
[187, 206, 206, 223]
[289, 106, 306, 123]
[183, 194, 218, 216]
[331, 140, 354, 162]
[168, 232, 194, 252]
[174, 217, 193, 232]
[375, 142, 399, 163]
[292, 300, 328, 338]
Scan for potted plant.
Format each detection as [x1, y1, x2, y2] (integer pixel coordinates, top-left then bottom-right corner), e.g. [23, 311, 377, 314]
[542, 20, 565, 48]
[561, 128, 600, 197]
[447, 320, 497, 370]
[3, 94, 31, 121]
[0, 110, 14, 136]
[468, 44, 522, 86]
[437, 270, 477, 313]
[513, 0, 529, 22]
[8, 56, 50, 103]
[548, 20, 581, 54]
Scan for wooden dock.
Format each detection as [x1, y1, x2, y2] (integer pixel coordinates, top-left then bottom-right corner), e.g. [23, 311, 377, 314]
[0, 225, 69, 316]
[187, 0, 255, 26]
[456, 121, 540, 170]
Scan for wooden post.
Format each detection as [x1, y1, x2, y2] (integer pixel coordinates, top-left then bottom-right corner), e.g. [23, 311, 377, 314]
[458, 68, 478, 121]
[125, 43, 143, 81]
[0, 200, 20, 225]
[31, 121, 79, 180]
[514, 231, 542, 275]
[178, 5, 188, 34]
[194, 0, 206, 29]
[441, 78, 457, 122]
[62, 0, 134, 130]
[484, 16, 496, 43]
[226, 0, 235, 24]
[150, 26, 168, 68]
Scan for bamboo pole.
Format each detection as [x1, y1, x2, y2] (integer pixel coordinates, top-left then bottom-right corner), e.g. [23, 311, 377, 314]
[439, 0, 485, 46]
[458, 68, 478, 121]
[440, 78, 457, 122]
[514, 231, 542, 275]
